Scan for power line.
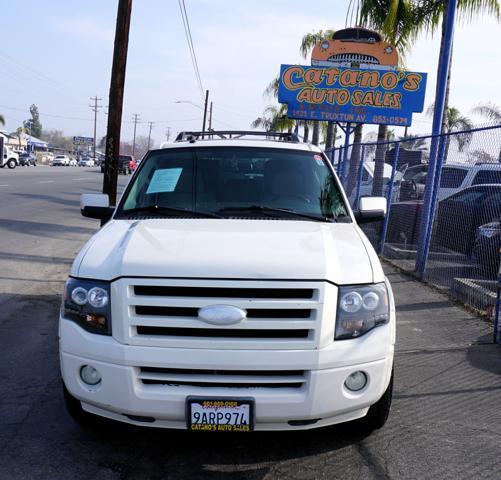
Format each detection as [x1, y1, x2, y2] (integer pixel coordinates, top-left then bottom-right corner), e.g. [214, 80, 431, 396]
[178, 0, 204, 99]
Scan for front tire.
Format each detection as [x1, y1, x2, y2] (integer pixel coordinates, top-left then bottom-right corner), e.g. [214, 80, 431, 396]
[63, 383, 96, 427]
[356, 371, 393, 433]
[7, 159, 16, 169]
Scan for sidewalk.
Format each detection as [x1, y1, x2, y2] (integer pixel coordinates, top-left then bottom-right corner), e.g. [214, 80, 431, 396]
[379, 264, 501, 479]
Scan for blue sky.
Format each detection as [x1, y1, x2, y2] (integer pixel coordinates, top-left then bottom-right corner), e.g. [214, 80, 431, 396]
[1, 0, 500, 145]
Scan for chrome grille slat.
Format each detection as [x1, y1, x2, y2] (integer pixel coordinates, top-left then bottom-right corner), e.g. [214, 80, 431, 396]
[137, 367, 307, 389]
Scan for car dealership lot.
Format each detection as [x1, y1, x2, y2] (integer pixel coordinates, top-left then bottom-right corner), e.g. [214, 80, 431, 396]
[0, 167, 500, 480]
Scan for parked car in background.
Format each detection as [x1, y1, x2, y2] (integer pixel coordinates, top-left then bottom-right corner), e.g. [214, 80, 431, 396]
[472, 220, 501, 278]
[78, 158, 95, 167]
[1, 146, 19, 169]
[397, 164, 428, 201]
[118, 154, 135, 174]
[19, 152, 37, 167]
[434, 185, 501, 255]
[52, 155, 71, 166]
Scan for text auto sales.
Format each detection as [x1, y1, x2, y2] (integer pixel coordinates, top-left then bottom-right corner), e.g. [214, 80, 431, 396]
[281, 66, 424, 109]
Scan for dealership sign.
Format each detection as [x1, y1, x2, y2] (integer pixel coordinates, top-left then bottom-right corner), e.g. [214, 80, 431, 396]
[73, 136, 94, 145]
[278, 64, 427, 126]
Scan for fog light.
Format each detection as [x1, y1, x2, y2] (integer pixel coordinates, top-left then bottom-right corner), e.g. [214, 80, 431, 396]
[80, 365, 102, 385]
[344, 371, 367, 392]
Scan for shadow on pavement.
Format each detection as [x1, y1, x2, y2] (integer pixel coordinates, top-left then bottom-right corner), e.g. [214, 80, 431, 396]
[0, 218, 95, 239]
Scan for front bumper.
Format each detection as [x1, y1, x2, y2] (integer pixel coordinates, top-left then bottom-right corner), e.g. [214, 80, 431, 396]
[60, 319, 394, 431]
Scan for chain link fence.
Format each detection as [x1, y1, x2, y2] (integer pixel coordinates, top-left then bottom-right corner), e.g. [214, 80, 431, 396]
[327, 124, 501, 340]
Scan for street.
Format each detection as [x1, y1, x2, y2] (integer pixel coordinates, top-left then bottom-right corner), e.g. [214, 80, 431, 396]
[0, 167, 500, 480]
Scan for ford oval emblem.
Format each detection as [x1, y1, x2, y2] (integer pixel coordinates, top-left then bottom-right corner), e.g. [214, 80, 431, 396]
[198, 305, 247, 326]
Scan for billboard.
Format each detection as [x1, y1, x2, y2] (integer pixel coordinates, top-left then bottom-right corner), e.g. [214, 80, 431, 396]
[278, 28, 427, 126]
[73, 136, 94, 145]
[278, 64, 427, 126]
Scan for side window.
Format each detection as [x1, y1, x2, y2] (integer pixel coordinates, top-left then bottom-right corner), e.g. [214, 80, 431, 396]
[472, 170, 501, 185]
[440, 167, 468, 188]
[448, 190, 486, 204]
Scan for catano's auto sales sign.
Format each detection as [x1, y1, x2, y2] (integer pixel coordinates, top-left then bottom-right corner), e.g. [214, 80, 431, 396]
[278, 64, 427, 126]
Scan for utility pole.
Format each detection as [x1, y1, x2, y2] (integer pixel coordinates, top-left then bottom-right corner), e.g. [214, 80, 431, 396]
[147, 121, 153, 149]
[89, 95, 102, 160]
[166, 127, 171, 142]
[208, 101, 213, 131]
[103, 0, 133, 206]
[132, 113, 140, 157]
[202, 89, 209, 132]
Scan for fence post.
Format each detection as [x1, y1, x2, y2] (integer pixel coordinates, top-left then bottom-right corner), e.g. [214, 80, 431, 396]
[354, 145, 366, 210]
[341, 122, 351, 187]
[378, 143, 399, 255]
[329, 148, 335, 165]
[337, 146, 343, 176]
[495, 271, 501, 344]
[416, 0, 457, 276]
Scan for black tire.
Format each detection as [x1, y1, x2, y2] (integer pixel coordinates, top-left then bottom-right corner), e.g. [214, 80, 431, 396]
[7, 159, 16, 169]
[356, 371, 393, 433]
[63, 383, 97, 427]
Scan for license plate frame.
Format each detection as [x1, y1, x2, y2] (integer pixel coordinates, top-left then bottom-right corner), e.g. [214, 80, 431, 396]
[186, 397, 255, 432]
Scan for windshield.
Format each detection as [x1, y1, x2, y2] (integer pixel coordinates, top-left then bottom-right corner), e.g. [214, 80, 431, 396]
[117, 146, 348, 221]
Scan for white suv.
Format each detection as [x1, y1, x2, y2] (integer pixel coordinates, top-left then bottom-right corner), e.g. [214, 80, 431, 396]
[60, 131, 396, 433]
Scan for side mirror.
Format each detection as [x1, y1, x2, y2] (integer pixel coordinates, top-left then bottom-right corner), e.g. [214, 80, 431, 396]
[80, 194, 114, 221]
[356, 197, 387, 223]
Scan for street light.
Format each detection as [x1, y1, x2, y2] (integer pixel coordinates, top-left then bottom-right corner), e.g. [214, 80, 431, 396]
[175, 89, 209, 131]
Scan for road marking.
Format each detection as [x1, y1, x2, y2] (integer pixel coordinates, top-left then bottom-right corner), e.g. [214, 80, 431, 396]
[71, 178, 87, 181]
[0, 184, 9, 187]
[39, 180, 54, 184]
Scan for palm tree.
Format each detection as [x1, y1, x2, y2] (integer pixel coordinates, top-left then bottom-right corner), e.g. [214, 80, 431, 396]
[397, 134, 427, 150]
[358, 0, 429, 196]
[471, 102, 501, 124]
[427, 103, 474, 160]
[471, 102, 501, 161]
[299, 30, 335, 146]
[251, 105, 295, 133]
[416, 1, 499, 135]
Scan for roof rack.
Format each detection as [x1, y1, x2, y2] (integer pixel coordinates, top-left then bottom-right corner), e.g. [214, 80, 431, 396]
[174, 130, 301, 143]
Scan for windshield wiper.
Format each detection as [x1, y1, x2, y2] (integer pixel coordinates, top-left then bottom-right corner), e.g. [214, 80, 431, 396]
[219, 205, 334, 222]
[121, 205, 223, 218]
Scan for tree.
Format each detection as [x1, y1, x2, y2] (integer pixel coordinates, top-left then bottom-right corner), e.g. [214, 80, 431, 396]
[299, 30, 336, 146]
[426, 103, 473, 154]
[471, 102, 501, 161]
[251, 105, 295, 133]
[15, 127, 25, 148]
[472, 102, 501, 124]
[0, 115, 4, 126]
[23, 104, 42, 138]
[358, 1, 429, 196]
[397, 134, 427, 150]
[40, 129, 73, 151]
[416, 1, 499, 136]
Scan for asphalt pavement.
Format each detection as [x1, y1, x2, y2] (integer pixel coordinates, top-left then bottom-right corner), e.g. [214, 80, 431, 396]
[0, 166, 500, 480]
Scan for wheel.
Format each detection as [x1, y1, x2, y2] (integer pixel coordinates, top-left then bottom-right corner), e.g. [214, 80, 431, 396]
[7, 159, 16, 169]
[63, 383, 97, 427]
[356, 370, 393, 433]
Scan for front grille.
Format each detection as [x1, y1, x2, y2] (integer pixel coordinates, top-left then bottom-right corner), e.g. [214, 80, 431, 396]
[114, 278, 331, 350]
[138, 367, 307, 389]
[135, 305, 312, 319]
[134, 285, 314, 299]
[328, 53, 380, 64]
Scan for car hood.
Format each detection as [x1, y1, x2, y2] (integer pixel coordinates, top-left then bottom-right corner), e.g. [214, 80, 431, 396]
[73, 219, 382, 285]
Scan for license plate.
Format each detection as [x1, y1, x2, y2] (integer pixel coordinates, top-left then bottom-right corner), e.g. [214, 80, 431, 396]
[187, 397, 254, 432]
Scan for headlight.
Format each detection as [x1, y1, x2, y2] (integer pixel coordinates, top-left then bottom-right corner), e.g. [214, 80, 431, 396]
[62, 278, 111, 335]
[321, 41, 329, 50]
[335, 283, 389, 340]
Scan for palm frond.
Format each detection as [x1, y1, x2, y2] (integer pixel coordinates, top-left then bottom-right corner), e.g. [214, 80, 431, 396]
[471, 102, 501, 123]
